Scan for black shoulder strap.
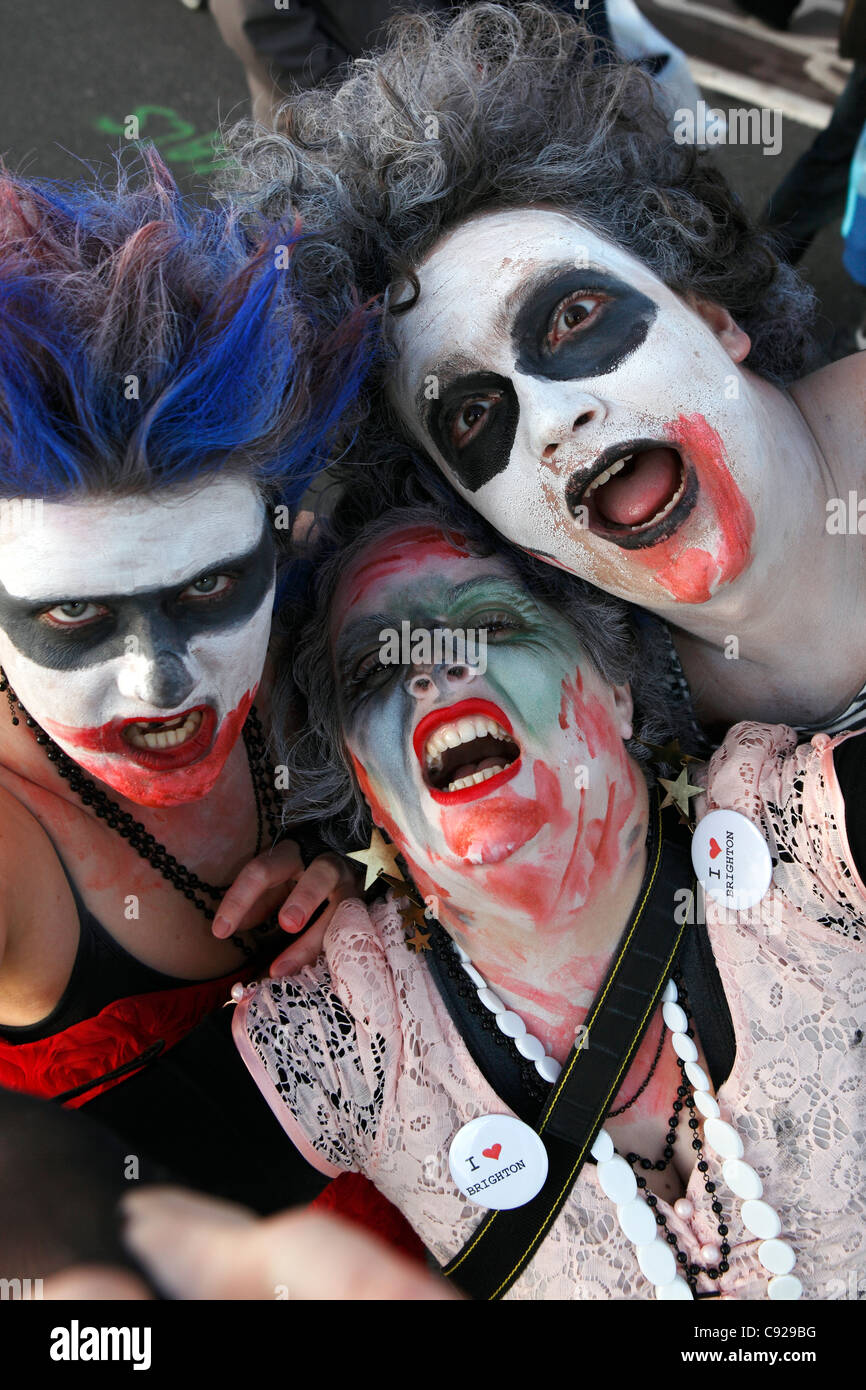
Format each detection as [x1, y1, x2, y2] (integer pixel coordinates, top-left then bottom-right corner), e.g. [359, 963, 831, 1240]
[442, 796, 692, 1300]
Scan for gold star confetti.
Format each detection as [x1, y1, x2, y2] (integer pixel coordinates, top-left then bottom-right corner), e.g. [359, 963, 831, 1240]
[405, 926, 432, 953]
[658, 766, 703, 817]
[638, 737, 699, 765]
[398, 900, 429, 929]
[348, 829, 404, 890]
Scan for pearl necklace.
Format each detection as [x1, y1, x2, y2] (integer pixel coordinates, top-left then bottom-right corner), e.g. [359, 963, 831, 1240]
[451, 943, 802, 1301]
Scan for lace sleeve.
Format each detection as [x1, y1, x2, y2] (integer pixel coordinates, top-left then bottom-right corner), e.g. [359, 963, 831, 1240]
[706, 722, 866, 942]
[232, 906, 392, 1176]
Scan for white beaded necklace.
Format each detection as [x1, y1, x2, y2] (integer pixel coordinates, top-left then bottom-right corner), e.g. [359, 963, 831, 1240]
[451, 943, 802, 1301]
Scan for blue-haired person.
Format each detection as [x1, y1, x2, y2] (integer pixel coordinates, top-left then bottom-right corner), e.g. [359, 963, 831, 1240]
[0, 152, 417, 1249]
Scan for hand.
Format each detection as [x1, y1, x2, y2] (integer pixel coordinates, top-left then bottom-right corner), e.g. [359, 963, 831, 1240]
[211, 841, 360, 976]
[42, 1265, 154, 1300]
[121, 1187, 462, 1301]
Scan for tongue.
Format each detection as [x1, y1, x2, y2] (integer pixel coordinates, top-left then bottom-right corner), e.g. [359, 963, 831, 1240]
[593, 447, 680, 527]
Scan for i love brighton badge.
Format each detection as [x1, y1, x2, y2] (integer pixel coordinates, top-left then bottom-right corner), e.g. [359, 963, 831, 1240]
[448, 1114, 549, 1210]
[691, 808, 773, 911]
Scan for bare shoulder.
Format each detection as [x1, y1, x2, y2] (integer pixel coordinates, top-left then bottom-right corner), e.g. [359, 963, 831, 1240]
[790, 353, 866, 460]
[0, 782, 66, 962]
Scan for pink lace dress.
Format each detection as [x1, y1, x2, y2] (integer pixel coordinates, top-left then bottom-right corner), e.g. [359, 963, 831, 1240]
[233, 724, 865, 1299]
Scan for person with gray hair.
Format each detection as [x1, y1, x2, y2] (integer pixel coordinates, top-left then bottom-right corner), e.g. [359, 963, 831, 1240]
[218, 455, 864, 1302]
[222, 2, 866, 744]
[208, 0, 614, 126]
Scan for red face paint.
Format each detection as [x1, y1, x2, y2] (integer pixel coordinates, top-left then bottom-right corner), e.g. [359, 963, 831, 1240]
[43, 689, 255, 807]
[631, 413, 755, 603]
[45, 706, 216, 767]
[337, 526, 472, 618]
[350, 752, 409, 851]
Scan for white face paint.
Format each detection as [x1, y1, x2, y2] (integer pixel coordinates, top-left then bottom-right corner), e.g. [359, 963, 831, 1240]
[389, 208, 769, 610]
[0, 475, 275, 807]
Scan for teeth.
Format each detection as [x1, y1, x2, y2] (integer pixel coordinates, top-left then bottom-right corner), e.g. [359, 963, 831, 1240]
[634, 472, 687, 530]
[446, 762, 508, 793]
[126, 709, 202, 751]
[424, 715, 509, 765]
[585, 455, 630, 498]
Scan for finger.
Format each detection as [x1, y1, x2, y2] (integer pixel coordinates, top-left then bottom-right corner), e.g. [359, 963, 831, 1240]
[123, 1188, 461, 1301]
[277, 855, 347, 933]
[269, 901, 342, 977]
[42, 1265, 154, 1301]
[212, 841, 305, 938]
[121, 1187, 258, 1301]
[253, 1210, 462, 1301]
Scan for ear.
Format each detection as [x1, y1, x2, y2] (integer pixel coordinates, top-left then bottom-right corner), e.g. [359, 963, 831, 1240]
[612, 683, 634, 742]
[688, 296, 751, 364]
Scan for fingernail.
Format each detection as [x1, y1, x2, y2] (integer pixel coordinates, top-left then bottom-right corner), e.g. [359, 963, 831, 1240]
[279, 907, 305, 931]
[212, 916, 230, 939]
[269, 958, 293, 979]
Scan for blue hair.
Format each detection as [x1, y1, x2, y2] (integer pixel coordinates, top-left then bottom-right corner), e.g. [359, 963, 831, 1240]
[0, 148, 379, 510]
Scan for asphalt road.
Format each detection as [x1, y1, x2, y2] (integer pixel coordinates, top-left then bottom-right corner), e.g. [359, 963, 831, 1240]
[0, 0, 861, 349]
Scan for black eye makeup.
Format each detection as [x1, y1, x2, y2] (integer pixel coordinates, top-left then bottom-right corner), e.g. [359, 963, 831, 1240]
[0, 524, 274, 673]
[512, 267, 657, 382]
[428, 371, 520, 493]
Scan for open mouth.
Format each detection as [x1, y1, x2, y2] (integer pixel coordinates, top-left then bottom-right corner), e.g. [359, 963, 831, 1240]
[115, 706, 216, 769]
[413, 698, 522, 806]
[122, 709, 204, 751]
[566, 439, 698, 550]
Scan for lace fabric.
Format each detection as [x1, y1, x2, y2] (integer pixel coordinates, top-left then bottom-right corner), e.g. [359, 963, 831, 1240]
[233, 723, 866, 1299]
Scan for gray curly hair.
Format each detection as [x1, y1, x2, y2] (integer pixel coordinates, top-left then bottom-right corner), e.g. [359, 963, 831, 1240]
[222, 2, 816, 386]
[274, 452, 700, 848]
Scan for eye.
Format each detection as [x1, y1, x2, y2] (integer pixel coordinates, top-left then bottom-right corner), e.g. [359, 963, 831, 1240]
[470, 609, 522, 639]
[349, 648, 392, 692]
[40, 600, 109, 629]
[449, 391, 502, 451]
[180, 574, 235, 601]
[547, 293, 606, 350]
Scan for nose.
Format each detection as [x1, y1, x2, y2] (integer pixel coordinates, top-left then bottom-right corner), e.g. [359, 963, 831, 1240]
[117, 648, 197, 709]
[405, 661, 479, 701]
[515, 375, 607, 474]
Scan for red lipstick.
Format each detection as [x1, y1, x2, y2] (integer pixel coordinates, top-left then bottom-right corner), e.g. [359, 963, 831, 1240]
[413, 697, 523, 806]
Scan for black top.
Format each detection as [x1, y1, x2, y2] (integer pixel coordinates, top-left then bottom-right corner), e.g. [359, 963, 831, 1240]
[833, 733, 866, 882]
[0, 857, 214, 1045]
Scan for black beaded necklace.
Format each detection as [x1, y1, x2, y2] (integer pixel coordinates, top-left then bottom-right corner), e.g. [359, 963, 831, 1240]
[624, 967, 731, 1298]
[0, 670, 282, 960]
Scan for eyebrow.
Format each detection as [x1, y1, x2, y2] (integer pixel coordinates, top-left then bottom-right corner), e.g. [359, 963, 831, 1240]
[495, 260, 614, 335]
[7, 521, 270, 609]
[334, 613, 396, 677]
[413, 351, 480, 428]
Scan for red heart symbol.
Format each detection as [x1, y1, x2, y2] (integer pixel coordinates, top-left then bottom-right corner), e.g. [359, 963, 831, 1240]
[483, 1144, 502, 1160]
[709, 838, 721, 859]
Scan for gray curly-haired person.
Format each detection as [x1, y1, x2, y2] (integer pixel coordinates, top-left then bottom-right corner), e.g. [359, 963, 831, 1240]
[221, 2, 866, 745]
[209, 0, 613, 124]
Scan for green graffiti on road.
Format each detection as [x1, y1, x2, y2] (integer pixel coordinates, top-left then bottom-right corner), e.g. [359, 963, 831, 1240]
[93, 106, 227, 174]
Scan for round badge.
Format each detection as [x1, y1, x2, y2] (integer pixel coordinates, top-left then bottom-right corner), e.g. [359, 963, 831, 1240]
[448, 1114, 548, 1210]
[691, 809, 773, 911]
